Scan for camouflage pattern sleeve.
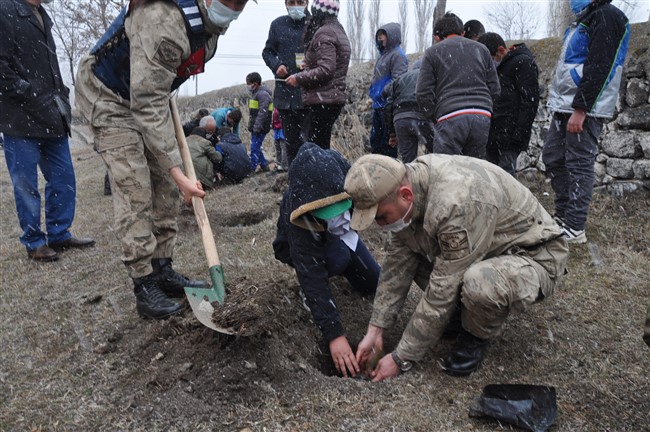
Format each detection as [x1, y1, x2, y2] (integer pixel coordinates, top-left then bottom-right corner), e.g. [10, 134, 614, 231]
[396, 202, 499, 361]
[124, 3, 189, 171]
[369, 234, 421, 329]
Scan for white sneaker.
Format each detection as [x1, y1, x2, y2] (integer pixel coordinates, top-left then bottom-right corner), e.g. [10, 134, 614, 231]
[562, 226, 587, 244]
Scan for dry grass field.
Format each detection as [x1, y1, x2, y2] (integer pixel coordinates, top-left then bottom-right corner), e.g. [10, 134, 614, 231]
[1, 124, 649, 431]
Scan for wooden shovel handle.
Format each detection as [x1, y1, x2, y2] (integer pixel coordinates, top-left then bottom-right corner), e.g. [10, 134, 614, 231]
[170, 98, 221, 268]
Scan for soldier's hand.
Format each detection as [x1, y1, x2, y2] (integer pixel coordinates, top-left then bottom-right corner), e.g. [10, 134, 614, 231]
[370, 353, 400, 382]
[170, 167, 206, 205]
[329, 336, 360, 378]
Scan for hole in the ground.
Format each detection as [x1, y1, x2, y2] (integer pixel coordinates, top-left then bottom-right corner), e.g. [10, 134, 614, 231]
[218, 211, 270, 227]
[315, 347, 338, 377]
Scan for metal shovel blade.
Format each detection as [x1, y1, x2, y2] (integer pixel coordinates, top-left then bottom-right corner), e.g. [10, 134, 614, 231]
[184, 264, 234, 334]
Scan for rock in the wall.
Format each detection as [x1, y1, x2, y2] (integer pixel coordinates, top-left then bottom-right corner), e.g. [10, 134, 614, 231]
[617, 105, 650, 130]
[606, 158, 635, 178]
[625, 78, 650, 108]
[602, 131, 643, 158]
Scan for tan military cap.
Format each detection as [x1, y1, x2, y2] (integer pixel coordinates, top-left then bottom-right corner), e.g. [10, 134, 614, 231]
[344, 155, 406, 231]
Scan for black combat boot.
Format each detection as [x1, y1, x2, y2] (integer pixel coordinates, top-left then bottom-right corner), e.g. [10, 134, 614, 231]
[441, 329, 489, 377]
[133, 274, 183, 319]
[152, 258, 209, 297]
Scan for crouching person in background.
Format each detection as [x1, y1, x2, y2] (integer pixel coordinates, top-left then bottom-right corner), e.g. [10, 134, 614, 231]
[272, 142, 380, 378]
[214, 130, 252, 184]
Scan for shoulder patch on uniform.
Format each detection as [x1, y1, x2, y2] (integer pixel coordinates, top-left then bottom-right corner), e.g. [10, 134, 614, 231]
[438, 230, 471, 261]
[154, 39, 182, 71]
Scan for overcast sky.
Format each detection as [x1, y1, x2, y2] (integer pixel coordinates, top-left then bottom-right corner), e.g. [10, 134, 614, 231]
[170, 0, 648, 97]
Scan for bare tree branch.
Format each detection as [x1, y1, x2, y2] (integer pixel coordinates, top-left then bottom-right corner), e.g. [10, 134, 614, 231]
[398, 0, 409, 52]
[484, 0, 541, 40]
[345, 0, 366, 64]
[413, 0, 434, 53]
[367, 0, 381, 61]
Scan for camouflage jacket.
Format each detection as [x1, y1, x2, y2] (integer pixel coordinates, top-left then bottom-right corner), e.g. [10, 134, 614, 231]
[371, 154, 564, 361]
[74, 0, 219, 171]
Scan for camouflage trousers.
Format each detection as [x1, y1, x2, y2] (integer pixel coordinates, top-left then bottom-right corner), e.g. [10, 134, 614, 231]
[95, 126, 180, 279]
[460, 236, 569, 340]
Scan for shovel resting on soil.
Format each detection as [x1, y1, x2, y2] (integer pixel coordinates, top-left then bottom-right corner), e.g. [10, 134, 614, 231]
[170, 98, 234, 335]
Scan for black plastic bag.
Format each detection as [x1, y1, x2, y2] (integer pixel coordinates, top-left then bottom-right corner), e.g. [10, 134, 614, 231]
[469, 384, 557, 432]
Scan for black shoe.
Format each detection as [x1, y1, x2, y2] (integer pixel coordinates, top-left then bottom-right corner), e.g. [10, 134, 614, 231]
[49, 236, 96, 251]
[441, 329, 489, 377]
[133, 275, 182, 320]
[152, 258, 209, 297]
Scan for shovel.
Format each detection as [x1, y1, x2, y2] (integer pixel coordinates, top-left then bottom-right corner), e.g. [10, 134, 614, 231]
[170, 97, 234, 335]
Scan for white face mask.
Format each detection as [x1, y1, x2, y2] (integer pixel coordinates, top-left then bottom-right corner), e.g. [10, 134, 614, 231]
[325, 212, 350, 237]
[380, 202, 413, 233]
[206, 0, 242, 30]
[287, 6, 306, 21]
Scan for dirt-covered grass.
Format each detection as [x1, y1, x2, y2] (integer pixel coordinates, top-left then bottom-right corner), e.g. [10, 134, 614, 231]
[1, 134, 649, 431]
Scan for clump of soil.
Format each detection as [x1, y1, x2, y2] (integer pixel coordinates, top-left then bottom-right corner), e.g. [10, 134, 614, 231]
[211, 278, 286, 335]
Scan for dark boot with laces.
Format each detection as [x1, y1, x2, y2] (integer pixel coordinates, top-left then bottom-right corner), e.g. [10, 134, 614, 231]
[441, 328, 489, 377]
[152, 258, 209, 297]
[133, 274, 183, 320]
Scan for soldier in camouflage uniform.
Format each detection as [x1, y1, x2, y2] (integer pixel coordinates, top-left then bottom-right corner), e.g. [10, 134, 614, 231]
[344, 154, 569, 380]
[74, 0, 253, 319]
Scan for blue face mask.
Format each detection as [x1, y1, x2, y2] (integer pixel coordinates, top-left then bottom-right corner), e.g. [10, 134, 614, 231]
[207, 0, 242, 31]
[570, 0, 591, 14]
[287, 6, 306, 21]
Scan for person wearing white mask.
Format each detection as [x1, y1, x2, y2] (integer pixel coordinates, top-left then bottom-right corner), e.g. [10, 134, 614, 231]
[74, 0, 254, 321]
[345, 154, 569, 381]
[262, 0, 309, 167]
[272, 143, 380, 378]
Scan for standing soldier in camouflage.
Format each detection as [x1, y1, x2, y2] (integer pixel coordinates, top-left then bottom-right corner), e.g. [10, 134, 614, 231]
[74, 0, 254, 320]
[344, 154, 569, 380]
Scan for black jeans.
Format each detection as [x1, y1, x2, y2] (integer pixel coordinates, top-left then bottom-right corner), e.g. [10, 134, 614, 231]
[279, 108, 308, 166]
[303, 104, 344, 151]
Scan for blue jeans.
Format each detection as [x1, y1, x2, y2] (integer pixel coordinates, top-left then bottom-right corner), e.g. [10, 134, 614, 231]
[3, 135, 75, 250]
[371, 108, 397, 158]
[542, 113, 603, 231]
[250, 132, 268, 170]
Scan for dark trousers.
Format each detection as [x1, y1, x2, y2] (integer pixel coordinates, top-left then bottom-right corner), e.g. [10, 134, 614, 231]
[303, 104, 344, 152]
[279, 108, 308, 166]
[325, 238, 380, 296]
[542, 113, 603, 231]
[394, 117, 435, 163]
[433, 114, 490, 159]
[486, 145, 520, 176]
[371, 108, 397, 158]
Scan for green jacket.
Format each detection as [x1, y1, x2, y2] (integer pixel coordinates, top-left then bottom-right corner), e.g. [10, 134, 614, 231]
[188, 135, 222, 189]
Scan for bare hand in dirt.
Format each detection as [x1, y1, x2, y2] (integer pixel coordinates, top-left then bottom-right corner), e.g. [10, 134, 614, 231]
[369, 353, 400, 382]
[276, 65, 289, 78]
[355, 324, 384, 370]
[567, 108, 586, 134]
[170, 166, 206, 205]
[329, 336, 359, 378]
[285, 75, 298, 87]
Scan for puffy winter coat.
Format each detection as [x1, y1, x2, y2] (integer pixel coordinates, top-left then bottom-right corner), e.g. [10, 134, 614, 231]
[0, 0, 71, 138]
[294, 16, 351, 106]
